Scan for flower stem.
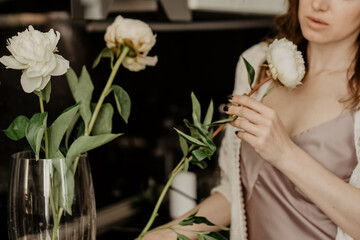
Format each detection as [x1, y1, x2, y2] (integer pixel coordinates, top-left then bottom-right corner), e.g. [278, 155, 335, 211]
[137, 161, 185, 240]
[86, 46, 130, 136]
[212, 123, 225, 138]
[38, 95, 49, 159]
[50, 187, 59, 240]
[246, 75, 272, 96]
[138, 76, 274, 239]
[172, 145, 196, 174]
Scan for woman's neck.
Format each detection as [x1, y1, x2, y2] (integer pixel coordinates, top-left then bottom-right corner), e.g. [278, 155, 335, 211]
[306, 40, 358, 76]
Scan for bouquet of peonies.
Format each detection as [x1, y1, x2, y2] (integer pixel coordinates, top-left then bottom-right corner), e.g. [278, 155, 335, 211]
[1, 15, 157, 239]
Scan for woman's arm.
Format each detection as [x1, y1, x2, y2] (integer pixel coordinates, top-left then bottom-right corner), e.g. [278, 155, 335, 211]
[142, 192, 231, 240]
[281, 142, 360, 239]
[225, 94, 360, 239]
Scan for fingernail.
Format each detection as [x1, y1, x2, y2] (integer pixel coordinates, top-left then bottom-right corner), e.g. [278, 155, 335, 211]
[223, 105, 229, 112]
[227, 94, 233, 100]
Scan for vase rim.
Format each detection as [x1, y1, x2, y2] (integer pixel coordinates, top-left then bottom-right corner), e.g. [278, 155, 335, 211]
[11, 150, 88, 161]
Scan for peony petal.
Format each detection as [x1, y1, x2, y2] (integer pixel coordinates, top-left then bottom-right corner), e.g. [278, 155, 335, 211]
[140, 55, 158, 66]
[0, 55, 27, 69]
[122, 57, 143, 72]
[20, 72, 42, 93]
[42, 54, 57, 76]
[51, 54, 69, 76]
[26, 55, 56, 78]
[122, 55, 158, 72]
[36, 75, 51, 91]
[104, 15, 157, 56]
[266, 38, 305, 89]
[47, 29, 60, 52]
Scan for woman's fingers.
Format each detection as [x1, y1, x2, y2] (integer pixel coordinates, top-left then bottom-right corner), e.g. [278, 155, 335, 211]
[229, 94, 273, 117]
[235, 130, 257, 146]
[226, 105, 263, 125]
[230, 117, 263, 136]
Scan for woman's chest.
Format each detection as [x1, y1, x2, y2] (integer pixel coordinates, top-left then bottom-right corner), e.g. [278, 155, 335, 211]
[262, 82, 348, 137]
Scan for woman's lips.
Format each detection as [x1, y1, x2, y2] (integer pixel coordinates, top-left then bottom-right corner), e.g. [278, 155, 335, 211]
[306, 16, 329, 30]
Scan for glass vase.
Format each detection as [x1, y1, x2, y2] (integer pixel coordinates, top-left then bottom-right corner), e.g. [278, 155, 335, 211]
[8, 151, 96, 240]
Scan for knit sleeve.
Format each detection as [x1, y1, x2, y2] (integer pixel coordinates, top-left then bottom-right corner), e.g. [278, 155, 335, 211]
[211, 42, 269, 202]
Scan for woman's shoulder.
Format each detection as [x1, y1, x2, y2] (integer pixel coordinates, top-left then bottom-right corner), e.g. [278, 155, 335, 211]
[233, 41, 269, 95]
[240, 41, 269, 65]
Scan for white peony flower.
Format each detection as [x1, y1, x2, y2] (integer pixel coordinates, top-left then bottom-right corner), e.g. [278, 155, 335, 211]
[0, 25, 69, 93]
[266, 38, 305, 89]
[104, 15, 158, 72]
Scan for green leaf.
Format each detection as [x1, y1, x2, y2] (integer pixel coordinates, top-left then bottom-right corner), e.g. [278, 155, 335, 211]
[184, 119, 193, 129]
[203, 100, 214, 127]
[75, 119, 85, 139]
[242, 57, 255, 88]
[178, 209, 198, 226]
[52, 158, 75, 215]
[209, 115, 237, 127]
[194, 160, 208, 169]
[48, 104, 80, 158]
[179, 218, 195, 226]
[192, 147, 214, 162]
[109, 85, 131, 123]
[66, 67, 94, 127]
[4, 115, 29, 141]
[183, 157, 190, 172]
[65, 112, 80, 150]
[195, 126, 215, 149]
[191, 118, 216, 151]
[176, 233, 191, 240]
[179, 134, 189, 157]
[66, 133, 123, 158]
[92, 47, 114, 69]
[191, 92, 201, 124]
[198, 234, 206, 240]
[192, 216, 216, 226]
[34, 81, 51, 103]
[198, 234, 217, 240]
[25, 112, 48, 159]
[206, 232, 229, 240]
[191, 113, 214, 148]
[179, 209, 230, 233]
[91, 103, 114, 135]
[66, 67, 79, 94]
[184, 119, 200, 140]
[53, 150, 65, 159]
[174, 128, 206, 147]
[188, 209, 199, 218]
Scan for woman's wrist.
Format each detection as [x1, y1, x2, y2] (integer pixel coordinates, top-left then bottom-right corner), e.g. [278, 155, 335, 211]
[275, 140, 302, 172]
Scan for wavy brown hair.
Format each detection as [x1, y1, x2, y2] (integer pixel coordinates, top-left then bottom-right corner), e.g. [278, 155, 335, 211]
[272, 0, 360, 109]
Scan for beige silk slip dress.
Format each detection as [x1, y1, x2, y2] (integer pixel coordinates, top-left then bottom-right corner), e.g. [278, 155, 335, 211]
[240, 111, 357, 240]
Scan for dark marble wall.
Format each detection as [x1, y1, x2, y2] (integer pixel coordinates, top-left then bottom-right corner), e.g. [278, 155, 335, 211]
[0, 12, 271, 238]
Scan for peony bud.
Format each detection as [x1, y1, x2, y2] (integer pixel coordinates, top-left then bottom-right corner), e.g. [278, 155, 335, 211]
[266, 38, 305, 89]
[104, 15, 158, 72]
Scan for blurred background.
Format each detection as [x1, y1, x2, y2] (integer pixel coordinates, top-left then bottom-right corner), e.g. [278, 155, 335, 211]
[0, 0, 284, 238]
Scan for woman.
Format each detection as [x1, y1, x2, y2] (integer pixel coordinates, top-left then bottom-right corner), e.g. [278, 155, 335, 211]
[143, 0, 360, 239]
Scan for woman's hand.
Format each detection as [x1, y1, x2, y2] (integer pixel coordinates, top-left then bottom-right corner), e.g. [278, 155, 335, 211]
[224, 94, 296, 168]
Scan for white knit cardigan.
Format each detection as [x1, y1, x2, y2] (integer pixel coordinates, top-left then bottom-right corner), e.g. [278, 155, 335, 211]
[212, 42, 360, 240]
